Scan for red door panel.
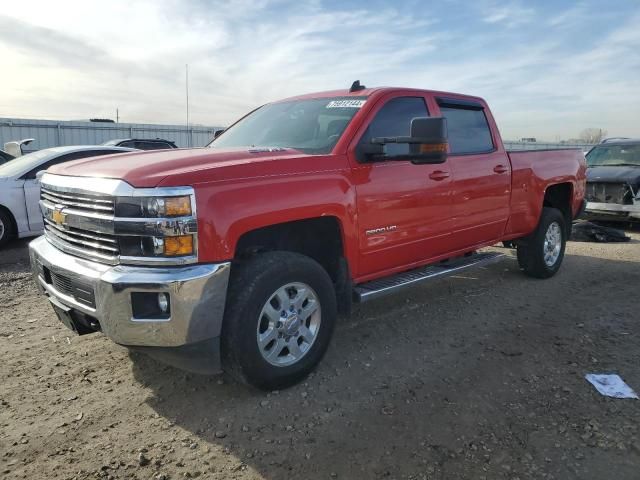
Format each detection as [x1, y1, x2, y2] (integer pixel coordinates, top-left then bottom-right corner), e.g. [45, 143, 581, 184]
[447, 151, 511, 249]
[351, 162, 453, 278]
[346, 94, 454, 279]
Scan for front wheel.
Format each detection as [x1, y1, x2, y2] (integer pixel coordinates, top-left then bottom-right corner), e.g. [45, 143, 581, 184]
[221, 251, 337, 390]
[517, 207, 567, 278]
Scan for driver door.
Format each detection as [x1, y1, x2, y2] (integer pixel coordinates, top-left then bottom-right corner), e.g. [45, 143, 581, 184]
[348, 94, 454, 279]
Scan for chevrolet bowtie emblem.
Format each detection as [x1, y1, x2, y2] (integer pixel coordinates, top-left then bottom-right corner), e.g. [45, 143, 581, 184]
[52, 208, 67, 226]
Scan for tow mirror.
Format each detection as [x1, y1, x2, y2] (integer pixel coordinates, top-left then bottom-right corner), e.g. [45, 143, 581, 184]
[407, 117, 448, 164]
[365, 117, 448, 164]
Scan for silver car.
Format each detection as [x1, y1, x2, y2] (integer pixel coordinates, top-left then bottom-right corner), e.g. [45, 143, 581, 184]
[0, 145, 135, 248]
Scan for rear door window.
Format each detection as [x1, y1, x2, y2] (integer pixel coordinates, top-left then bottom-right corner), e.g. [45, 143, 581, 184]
[438, 101, 494, 154]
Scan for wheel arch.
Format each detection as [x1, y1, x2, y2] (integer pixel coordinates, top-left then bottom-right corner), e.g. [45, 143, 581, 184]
[234, 216, 352, 315]
[542, 182, 573, 237]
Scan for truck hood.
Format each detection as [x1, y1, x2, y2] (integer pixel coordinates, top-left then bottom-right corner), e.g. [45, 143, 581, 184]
[587, 165, 640, 187]
[47, 147, 332, 188]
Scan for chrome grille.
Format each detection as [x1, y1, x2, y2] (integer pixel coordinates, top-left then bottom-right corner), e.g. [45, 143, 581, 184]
[44, 218, 119, 263]
[41, 186, 115, 215]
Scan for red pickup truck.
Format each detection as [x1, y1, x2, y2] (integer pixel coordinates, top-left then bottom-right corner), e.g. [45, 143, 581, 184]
[29, 84, 586, 389]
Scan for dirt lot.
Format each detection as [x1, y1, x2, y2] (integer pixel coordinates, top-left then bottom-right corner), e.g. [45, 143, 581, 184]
[1, 230, 640, 480]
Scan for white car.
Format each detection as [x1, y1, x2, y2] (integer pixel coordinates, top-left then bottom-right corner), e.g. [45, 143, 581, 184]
[0, 145, 135, 248]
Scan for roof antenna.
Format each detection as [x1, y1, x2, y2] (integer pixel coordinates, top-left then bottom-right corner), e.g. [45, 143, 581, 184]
[350, 80, 366, 93]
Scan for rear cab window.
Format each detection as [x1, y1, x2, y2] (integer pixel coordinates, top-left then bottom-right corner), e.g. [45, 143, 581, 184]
[437, 98, 494, 155]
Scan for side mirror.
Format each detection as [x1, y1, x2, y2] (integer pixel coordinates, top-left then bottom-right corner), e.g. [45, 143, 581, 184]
[365, 117, 448, 164]
[407, 117, 448, 164]
[213, 129, 225, 139]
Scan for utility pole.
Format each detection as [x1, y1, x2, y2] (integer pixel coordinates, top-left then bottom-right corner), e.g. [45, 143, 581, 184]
[185, 64, 190, 147]
[116, 108, 119, 123]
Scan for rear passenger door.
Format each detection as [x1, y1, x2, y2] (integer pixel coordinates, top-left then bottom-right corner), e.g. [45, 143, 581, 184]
[436, 98, 511, 250]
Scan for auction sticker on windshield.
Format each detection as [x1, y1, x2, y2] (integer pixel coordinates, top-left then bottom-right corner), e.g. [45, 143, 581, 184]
[326, 99, 366, 108]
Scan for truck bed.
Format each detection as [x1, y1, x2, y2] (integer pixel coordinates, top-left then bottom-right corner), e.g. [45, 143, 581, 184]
[505, 148, 586, 239]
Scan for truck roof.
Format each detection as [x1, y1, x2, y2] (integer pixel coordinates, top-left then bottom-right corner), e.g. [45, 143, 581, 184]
[278, 86, 487, 105]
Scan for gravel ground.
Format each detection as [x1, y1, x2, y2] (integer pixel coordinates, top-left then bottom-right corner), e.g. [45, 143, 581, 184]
[1, 229, 640, 480]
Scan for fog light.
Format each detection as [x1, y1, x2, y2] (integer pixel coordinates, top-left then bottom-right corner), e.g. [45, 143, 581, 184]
[131, 292, 170, 319]
[158, 293, 169, 313]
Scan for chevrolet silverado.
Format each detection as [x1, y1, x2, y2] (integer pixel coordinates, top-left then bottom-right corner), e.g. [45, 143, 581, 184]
[29, 83, 587, 389]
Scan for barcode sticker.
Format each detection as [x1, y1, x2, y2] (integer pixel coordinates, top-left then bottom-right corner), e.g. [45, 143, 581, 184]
[326, 100, 367, 109]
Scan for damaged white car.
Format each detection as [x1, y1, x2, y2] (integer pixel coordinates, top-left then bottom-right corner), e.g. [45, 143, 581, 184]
[0, 145, 135, 248]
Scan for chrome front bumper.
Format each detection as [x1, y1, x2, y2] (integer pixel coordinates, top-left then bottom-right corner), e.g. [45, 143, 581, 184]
[585, 201, 640, 220]
[29, 236, 231, 348]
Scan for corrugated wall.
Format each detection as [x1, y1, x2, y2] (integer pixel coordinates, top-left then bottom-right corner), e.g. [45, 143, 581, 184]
[0, 118, 224, 151]
[504, 141, 592, 152]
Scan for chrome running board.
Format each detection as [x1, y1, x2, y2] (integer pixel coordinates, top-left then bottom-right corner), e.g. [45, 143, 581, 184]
[353, 252, 504, 303]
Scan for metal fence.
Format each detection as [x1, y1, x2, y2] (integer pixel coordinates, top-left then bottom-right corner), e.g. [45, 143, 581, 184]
[1, 118, 597, 155]
[0, 118, 224, 152]
[504, 141, 593, 152]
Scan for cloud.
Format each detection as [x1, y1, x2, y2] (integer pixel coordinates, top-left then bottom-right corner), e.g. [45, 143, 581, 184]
[0, 15, 107, 67]
[481, 1, 536, 28]
[0, 0, 638, 140]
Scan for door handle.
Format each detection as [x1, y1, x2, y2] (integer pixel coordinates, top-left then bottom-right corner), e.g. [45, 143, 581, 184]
[493, 165, 508, 174]
[429, 170, 450, 181]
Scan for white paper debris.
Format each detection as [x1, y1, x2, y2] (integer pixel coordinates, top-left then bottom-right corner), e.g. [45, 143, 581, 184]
[585, 374, 639, 399]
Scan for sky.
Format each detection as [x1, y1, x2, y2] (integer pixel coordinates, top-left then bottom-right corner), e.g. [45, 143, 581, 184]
[0, 0, 638, 141]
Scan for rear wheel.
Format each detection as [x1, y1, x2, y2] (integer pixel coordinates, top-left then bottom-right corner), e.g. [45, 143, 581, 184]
[517, 207, 566, 278]
[0, 209, 14, 248]
[221, 251, 337, 390]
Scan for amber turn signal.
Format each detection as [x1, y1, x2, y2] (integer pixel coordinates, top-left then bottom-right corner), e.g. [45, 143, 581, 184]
[418, 143, 448, 154]
[164, 196, 192, 217]
[164, 235, 194, 256]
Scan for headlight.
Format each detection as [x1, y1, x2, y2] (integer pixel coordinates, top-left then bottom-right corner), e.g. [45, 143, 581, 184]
[115, 196, 192, 218]
[114, 189, 197, 261]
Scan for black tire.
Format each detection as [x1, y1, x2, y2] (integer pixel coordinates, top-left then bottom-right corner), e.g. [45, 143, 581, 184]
[0, 209, 14, 249]
[517, 207, 566, 279]
[221, 251, 337, 390]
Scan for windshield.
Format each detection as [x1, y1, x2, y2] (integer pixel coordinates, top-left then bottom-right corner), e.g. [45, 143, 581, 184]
[0, 149, 52, 177]
[586, 144, 640, 167]
[209, 97, 367, 154]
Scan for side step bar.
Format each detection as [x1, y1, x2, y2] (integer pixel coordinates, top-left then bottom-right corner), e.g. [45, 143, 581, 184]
[353, 252, 504, 303]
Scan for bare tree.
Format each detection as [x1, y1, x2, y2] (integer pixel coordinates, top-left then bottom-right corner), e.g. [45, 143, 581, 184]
[579, 128, 608, 144]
